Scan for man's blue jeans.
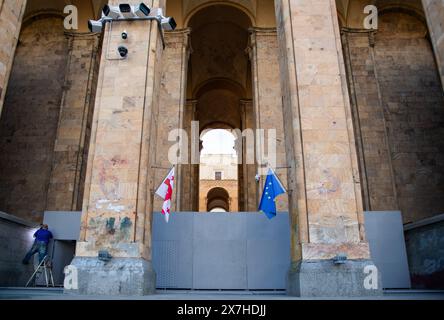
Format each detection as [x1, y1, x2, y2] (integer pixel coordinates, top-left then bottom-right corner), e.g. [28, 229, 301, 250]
[22, 241, 48, 264]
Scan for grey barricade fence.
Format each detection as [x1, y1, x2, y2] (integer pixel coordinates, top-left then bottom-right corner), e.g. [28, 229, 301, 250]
[152, 212, 291, 290]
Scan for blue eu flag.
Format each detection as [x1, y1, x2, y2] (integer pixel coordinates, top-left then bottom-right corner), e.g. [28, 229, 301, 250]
[258, 168, 286, 219]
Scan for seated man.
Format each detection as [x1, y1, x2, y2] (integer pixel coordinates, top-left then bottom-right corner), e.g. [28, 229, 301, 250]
[22, 224, 53, 265]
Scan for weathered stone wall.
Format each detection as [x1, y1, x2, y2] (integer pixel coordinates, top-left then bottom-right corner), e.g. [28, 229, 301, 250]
[46, 33, 101, 212]
[375, 12, 444, 223]
[0, 0, 27, 115]
[343, 12, 444, 224]
[0, 17, 69, 223]
[341, 31, 398, 212]
[0, 211, 35, 287]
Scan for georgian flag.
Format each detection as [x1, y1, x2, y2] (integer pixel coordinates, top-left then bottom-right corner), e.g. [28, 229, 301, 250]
[155, 167, 175, 223]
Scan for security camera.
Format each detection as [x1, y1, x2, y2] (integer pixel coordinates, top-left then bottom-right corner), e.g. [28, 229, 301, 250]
[161, 16, 177, 31]
[118, 46, 128, 58]
[119, 4, 135, 18]
[88, 20, 103, 33]
[121, 31, 128, 40]
[134, 3, 151, 17]
[103, 4, 121, 19]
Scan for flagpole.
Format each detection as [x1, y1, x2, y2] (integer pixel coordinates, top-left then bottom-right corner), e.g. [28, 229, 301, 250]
[270, 166, 287, 193]
[153, 166, 175, 192]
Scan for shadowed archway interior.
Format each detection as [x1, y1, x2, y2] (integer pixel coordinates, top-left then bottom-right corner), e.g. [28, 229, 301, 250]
[181, 4, 255, 212]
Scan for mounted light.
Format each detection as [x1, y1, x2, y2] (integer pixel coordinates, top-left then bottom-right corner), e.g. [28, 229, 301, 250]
[88, 20, 103, 33]
[98, 250, 112, 262]
[119, 4, 135, 18]
[161, 16, 177, 31]
[134, 3, 151, 17]
[333, 253, 348, 265]
[102, 4, 121, 19]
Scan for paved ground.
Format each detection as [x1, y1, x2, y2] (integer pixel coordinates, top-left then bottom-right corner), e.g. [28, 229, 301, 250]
[0, 287, 443, 300]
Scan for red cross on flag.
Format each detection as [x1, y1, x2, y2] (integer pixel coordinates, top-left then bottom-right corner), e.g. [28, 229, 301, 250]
[155, 167, 175, 223]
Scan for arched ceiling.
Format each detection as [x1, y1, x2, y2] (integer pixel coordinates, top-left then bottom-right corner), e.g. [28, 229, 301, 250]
[22, 1, 428, 33]
[188, 5, 251, 97]
[336, 0, 425, 28]
[166, 0, 276, 28]
[24, 0, 107, 32]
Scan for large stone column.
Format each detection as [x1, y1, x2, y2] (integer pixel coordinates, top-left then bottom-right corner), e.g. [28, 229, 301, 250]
[181, 99, 198, 211]
[275, 0, 380, 297]
[47, 32, 101, 211]
[0, 0, 27, 115]
[68, 0, 165, 296]
[154, 28, 190, 212]
[423, 0, 444, 90]
[248, 27, 288, 211]
[239, 99, 257, 211]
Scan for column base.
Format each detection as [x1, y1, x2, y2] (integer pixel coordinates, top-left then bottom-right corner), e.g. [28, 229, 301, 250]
[287, 259, 383, 297]
[65, 257, 156, 296]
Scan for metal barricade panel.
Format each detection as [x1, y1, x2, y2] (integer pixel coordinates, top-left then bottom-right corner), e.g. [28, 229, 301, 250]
[152, 212, 290, 290]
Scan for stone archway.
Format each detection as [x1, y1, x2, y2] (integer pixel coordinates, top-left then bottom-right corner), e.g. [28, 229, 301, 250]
[206, 187, 230, 211]
[180, 4, 256, 212]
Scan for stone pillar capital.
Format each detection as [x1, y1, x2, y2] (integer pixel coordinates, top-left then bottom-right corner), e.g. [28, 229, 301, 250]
[340, 28, 378, 47]
[239, 99, 253, 108]
[165, 28, 192, 60]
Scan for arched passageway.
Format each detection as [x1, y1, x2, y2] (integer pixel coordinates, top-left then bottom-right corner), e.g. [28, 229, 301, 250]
[180, 4, 257, 212]
[206, 187, 230, 212]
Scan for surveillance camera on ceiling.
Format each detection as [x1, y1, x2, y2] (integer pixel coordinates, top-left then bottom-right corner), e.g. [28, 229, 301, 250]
[118, 46, 128, 58]
[119, 4, 135, 18]
[161, 16, 177, 31]
[134, 3, 151, 17]
[88, 20, 103, 33]
[102, 4, 121, 19]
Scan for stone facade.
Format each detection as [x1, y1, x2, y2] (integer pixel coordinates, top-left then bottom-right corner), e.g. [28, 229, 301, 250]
[0, 0, 27, 115]
[46, 33, 101, 212]
[0, 16, 69, 223]
[0, 0, 443, 296]
[342, 11, 444, 224]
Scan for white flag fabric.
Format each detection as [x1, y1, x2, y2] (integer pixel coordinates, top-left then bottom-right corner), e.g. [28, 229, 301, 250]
[155, 167, 175, 223]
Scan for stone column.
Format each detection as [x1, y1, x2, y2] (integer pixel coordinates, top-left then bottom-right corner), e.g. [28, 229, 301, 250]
[154, 28, 190, 213]
[248, 27, 288, 211]
[239, 99, 257, 211]
[47, 32, 101, 211]
[423, 0, 444, 90]
[275, 0, 380, 297]
[181, 99, 198, 211]
[0, 0, 27, 115]
[68, 0, 166, 296]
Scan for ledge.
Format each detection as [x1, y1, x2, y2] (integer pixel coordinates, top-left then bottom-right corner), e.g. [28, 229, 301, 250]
[404, 213, 444, 231]
[0, 211, 37, 228]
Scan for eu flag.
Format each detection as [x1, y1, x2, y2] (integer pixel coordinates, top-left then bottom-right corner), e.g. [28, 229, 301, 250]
[258, 168, 286, 219]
